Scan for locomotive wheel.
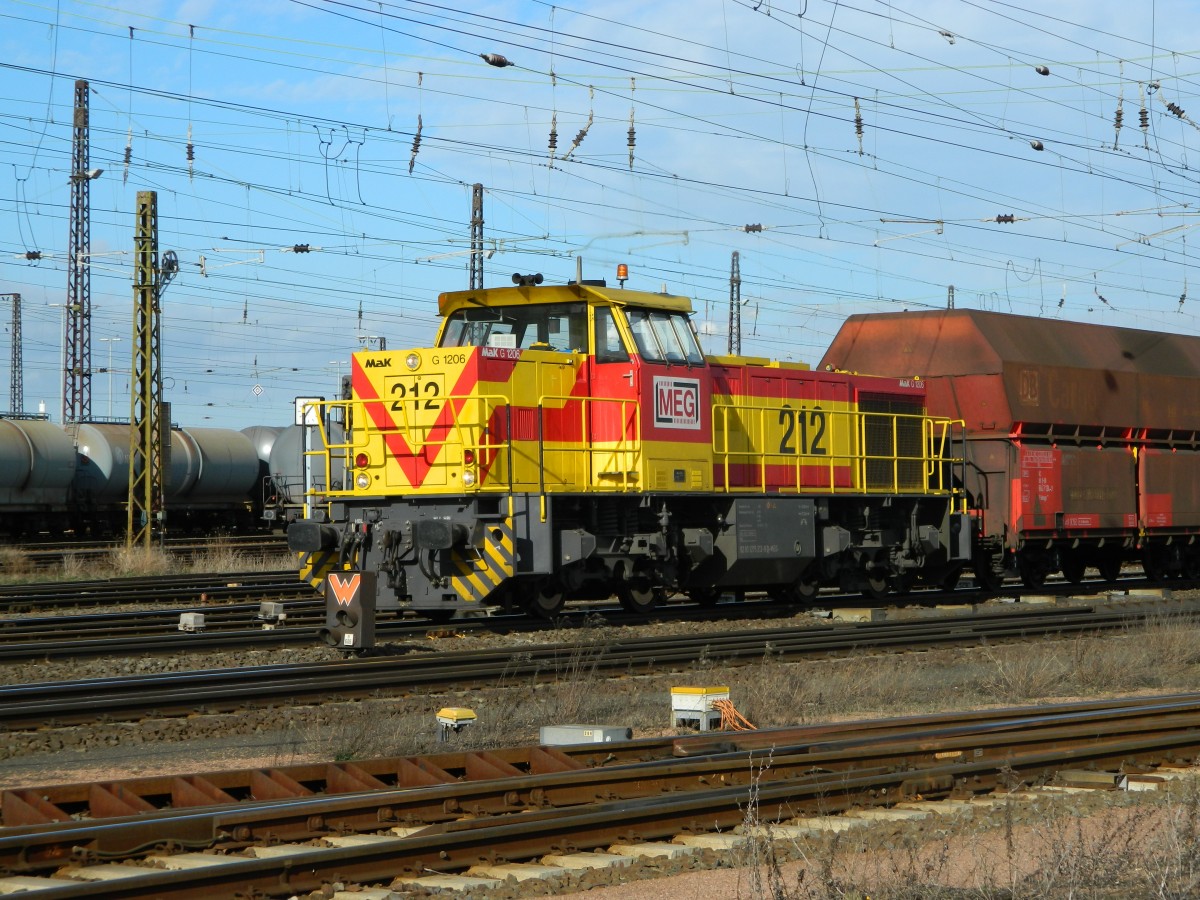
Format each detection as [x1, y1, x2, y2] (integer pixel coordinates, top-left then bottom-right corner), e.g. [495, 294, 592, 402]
[972, 554, 1003, 592]
[617, 579, 657, 615]
[1060, 553, 1086, 585]
[862, 569, 890, 602]
[524, 580, 566, 619]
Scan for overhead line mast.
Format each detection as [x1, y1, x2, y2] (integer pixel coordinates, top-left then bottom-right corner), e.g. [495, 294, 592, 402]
[469, 183, 484, 290]
[65, 79, 95, 425]
[1, 293, 20, 415]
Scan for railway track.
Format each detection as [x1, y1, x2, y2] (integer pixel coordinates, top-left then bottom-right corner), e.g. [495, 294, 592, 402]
[0, 563, 1184, 660]
[9, 535, 290, 571]
[1, 693, 1197, 897]
[3, 599, 1198, 730]
[0, 571, 315, 613]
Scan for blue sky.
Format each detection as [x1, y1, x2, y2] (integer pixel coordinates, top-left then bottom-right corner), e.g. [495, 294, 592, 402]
[2, 0, 1200, 430]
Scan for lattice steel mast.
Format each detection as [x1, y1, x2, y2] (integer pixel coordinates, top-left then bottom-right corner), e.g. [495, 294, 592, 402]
[727, 251, 742, 355]
[2, 293, 20, 414]
[128, 191, 164, 547]
[469, 183, 484, 290]
[65, 79, 94, 424]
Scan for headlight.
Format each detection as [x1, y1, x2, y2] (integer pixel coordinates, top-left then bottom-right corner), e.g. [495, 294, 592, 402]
[462, 470, 476, 487]
[405, 352, 421, 371]
[355, 472, 370, 489]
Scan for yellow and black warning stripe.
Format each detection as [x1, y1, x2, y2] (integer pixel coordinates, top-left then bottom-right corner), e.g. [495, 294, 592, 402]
[450, 519, 515, 603]
[299, 548, 339, 591]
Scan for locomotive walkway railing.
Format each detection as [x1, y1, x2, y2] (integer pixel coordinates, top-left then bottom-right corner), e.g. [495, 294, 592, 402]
[300, 395, 964, 503]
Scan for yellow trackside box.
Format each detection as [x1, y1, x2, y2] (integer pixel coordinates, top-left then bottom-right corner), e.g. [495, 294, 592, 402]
[436, 707, 477, 727]
[670, 685, 730, 712]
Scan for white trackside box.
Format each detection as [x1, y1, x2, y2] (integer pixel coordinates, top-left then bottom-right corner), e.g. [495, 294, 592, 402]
[671, 685, 729, 732]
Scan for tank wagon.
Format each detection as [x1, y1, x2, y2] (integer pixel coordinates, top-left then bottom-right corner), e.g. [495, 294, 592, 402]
[821, 309, 1200, 587]
[0, 418, 280, 537]
[288, 275, 969, 648]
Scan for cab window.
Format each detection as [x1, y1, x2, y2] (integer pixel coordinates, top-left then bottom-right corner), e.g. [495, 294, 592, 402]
[624, 308, 703, 365]
[593, 307, 630, 363]
[441, 302, 588, 352]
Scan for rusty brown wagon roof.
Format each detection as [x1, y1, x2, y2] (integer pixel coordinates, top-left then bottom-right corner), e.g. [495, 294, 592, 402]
[820, 309, 1200, 435]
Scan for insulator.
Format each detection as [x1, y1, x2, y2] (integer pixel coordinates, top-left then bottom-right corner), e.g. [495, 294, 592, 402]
[1035, 65, 1050, 76]
[480, 53, 513, 68]
[1114, 107, 1124, 129]
[409, 114, 422, 175]
[124, 145, 132, 166]
[24, 251, 42, 261]
[627, 117, 636, 170]
[292, 244, 311, 253]
[744, 224, 763, 233]
[1030, 139, 1044, 151]
[186, 142, 194, 162]
[549, 113, 558, 154]
[995, 214, 1015, 223]
[854, 97, 864, 156]
[1140, 107, 1149, 129]
[1168, 101, 1186, 118]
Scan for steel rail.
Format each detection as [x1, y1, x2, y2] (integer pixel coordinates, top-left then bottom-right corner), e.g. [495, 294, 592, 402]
[4, 691, 1198, 830]
[3, 695, 1200, 896]
[1, 602, 1197, 729]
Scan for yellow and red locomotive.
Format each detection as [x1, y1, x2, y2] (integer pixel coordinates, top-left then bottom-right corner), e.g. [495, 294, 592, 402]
[288, 273, 968, 648]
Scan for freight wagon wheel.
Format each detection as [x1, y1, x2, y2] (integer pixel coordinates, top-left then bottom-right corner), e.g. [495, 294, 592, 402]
[1141, 548, 1167, 581]
[1060, 553, 1087, 585]
[524, 580, 566, 619]
[940, 568, 962, 592]
[793, 573, 821, 603]
[1018, 556, 1046, 590]
[618, 578, 657, 615]
[862, 569, 890, 602]
[1097, 556, 1123, 583]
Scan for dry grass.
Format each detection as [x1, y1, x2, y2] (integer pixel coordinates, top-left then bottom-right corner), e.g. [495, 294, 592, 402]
[0, 546, 32, 577]
[726, 775, 1200, 899]
[0, 541, 293, 584]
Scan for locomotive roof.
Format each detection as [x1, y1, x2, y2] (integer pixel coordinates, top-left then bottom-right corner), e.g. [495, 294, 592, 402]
[437, 282, 694, 318]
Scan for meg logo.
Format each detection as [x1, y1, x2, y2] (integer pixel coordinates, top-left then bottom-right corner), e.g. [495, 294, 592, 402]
[653, 377, 701, 430]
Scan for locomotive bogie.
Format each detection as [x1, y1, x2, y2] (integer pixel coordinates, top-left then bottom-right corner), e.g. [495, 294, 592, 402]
[311, 488, 969, 621]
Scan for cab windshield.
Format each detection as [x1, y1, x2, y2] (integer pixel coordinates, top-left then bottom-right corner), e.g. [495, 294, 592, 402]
[440, 302, 588, 353]
[625, 308, 704, 365]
